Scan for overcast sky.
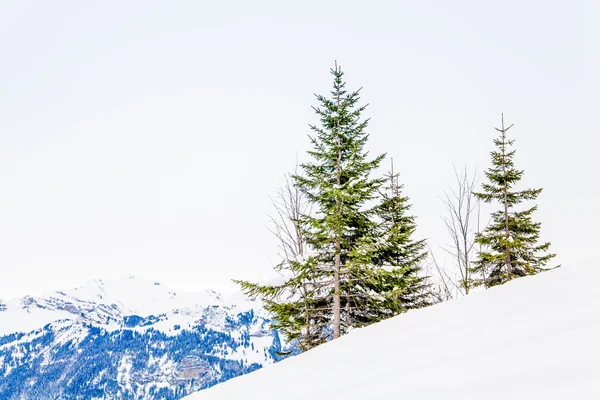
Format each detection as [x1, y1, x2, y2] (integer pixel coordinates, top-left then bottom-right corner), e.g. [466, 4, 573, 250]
[0, 1, 597, 299]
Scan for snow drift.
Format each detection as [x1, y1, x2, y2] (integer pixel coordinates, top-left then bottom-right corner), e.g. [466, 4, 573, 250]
[186, 263, 600, 399]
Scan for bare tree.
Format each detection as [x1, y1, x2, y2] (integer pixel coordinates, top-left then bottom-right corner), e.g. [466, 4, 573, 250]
[426, 248, 457, 302]
[266, 164, 308, 263]
[259, 164, 329, 351]
[441, 166, 480, 295]
[428, 166, 482, 300]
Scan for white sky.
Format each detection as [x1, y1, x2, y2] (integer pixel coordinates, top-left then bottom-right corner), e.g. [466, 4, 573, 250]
[0, 1, 598, 299]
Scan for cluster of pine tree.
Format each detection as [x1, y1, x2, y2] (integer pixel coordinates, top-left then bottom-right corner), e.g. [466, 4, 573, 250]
[237, 64, 557, 353]
[236, 64, 430, 351]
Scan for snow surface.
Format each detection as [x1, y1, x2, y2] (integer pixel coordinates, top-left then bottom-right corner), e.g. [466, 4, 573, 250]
[186, 263, 600, 399]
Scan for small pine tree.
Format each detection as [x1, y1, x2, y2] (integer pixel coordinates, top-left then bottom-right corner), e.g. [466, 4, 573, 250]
[372, 160, 431, 310]
[472, 114, 558, 287]
[342, 160, 431, 327]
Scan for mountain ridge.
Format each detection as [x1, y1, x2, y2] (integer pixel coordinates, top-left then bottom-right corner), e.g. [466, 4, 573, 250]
[0, 276, 286, 399]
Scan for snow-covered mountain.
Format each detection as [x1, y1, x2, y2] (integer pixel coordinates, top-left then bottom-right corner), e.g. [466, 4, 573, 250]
[186, 263, 600, 399]
[0, 276, 286, 399]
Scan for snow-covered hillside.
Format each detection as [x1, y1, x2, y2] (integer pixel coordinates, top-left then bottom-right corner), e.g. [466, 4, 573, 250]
[186, 263, 600, 399]
[0, 277, 286, 399]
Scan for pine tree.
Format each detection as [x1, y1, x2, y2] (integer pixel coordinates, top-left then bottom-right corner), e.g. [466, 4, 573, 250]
[339, 160, 431, 327]
[373, 160, 431, 309]
[294, 62, 385, 338]
[472, 114, 558, 287]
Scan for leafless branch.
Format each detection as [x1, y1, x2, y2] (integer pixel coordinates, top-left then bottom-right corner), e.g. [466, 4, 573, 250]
[429, 165, 481, 300]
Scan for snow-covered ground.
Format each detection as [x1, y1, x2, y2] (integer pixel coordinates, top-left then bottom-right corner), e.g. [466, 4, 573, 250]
[186, 263, 600, 399]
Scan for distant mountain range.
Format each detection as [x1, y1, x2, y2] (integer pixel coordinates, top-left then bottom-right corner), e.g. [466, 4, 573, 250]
[0, 277, 286, 399]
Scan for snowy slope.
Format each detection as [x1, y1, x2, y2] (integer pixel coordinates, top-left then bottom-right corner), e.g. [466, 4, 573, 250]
[0, 277, 286, 399]
[186, 263, 600, 399]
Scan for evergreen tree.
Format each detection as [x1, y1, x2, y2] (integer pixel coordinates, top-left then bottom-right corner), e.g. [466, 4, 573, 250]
[237, 64, 431, 350]
[294, 62, 385, 338]
[338, 161, 431, 327]
[472, 114, 557, 287]
[372, 161, 431, 309]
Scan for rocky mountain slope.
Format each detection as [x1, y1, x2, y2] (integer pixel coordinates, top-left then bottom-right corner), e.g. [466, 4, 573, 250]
[0, 277, 285, 399]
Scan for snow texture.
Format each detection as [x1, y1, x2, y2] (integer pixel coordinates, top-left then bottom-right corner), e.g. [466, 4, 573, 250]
[186, 263, 600, 399]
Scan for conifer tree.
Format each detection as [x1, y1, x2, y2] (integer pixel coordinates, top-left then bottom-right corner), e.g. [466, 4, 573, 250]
[293, 62, 385, 338]
[372, 161, 431, 310]
[472, 114, 557, 287]
[339, 160, 431, 327]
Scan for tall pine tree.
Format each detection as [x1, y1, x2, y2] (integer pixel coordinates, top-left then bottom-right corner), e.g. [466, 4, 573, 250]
[294, 62, 384, 338]
[472, 114, 557, 287]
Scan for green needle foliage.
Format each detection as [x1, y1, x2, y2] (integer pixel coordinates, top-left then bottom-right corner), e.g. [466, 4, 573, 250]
[472, 115, 558, 287]
[235, 256, 331, 352]
[294, 62, 385, 339]
[340, 162, 431, 328]
[236, 63, 431, 352]
[371, 163, 431, 310]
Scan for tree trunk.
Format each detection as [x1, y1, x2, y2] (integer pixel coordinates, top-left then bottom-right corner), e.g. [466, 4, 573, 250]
[333, 250, 341, 339]
[500, 113, 512, 282]
[332, 61, 342, 339]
